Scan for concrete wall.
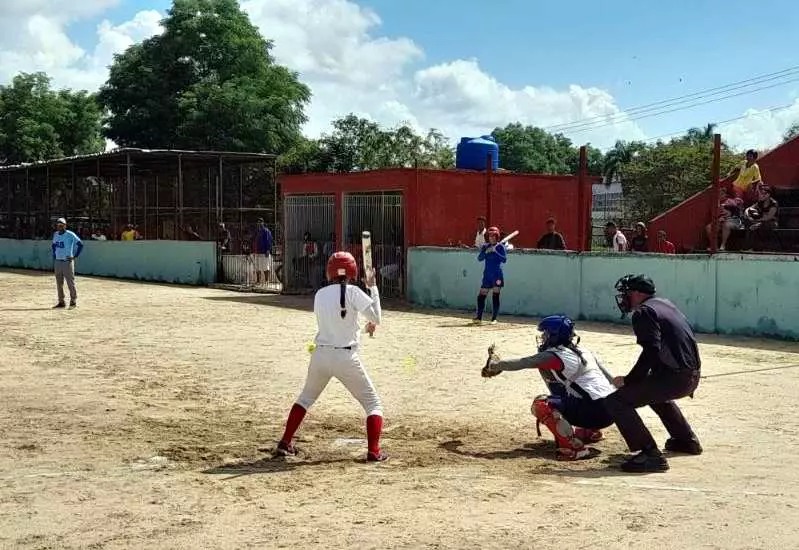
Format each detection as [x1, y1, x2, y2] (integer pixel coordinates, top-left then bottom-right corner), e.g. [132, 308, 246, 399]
[0, 239, 217, 285]
[408, 247, 799, 339]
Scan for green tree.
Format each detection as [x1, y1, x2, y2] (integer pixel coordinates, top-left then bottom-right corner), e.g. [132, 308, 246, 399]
[784, 122, 799, 143]
[98, 0, 310, 154]
[0, 72, 104, 165]
[279, 114, 454, 174]
[602, 140, 646, 184]
[491, 123, 602, 176]
[622, 138, 739, 222]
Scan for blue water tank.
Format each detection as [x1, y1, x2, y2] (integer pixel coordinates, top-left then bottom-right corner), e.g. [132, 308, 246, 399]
[455, 135, 500, 171]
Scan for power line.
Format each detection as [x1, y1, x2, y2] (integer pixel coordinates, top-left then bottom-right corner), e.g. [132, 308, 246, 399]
[641, 102, 797, 144]
[542, 64, 799, 133]
[565, 76, 799, 136]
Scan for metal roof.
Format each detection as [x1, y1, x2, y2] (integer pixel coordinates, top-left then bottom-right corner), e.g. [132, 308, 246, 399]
[0, 147, 277, 172]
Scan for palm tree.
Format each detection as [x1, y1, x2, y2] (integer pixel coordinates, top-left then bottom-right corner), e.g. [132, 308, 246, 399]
[684, 123, 717, 145]
[602, 140, 643, 184]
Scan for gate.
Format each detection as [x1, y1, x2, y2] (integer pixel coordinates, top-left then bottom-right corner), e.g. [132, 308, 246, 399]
[343, 192, 404, 298]
[283, 194, 336, 293]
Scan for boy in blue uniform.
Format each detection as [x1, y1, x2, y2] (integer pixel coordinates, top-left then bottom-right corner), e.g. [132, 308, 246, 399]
[51, 217, 84, 308]
[473, 226, 506, 325]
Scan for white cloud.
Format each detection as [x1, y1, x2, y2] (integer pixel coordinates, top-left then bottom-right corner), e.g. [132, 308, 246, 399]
[720, 99, 799, 152]
[0, 7, 162, 90]
[1, 0, 797, 153]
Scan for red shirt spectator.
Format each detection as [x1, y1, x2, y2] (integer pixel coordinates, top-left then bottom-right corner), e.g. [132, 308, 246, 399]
[654, 230, 676, 254]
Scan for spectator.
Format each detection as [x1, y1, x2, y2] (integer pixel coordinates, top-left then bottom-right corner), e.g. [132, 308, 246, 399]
[654, 230, 676, 254]
[91, 228, 107, 241]
[536, 217, 567, 250]
[728, 149, 762, 203]
[121, 224, 138, 241]
[252, 218, 274, 285]
[217, 222, 231, 253]
[744, 186, 779, 250]
[323, 232, 336, 260]
[705, 187, 743, 251]
[183, 225, 202, 240]
[474, 216, 487, 248]
[605, 221, 628, 252]
[630, 222, 649, 252]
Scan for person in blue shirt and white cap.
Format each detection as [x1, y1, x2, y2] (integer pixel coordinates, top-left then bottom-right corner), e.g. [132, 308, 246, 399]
[51, 217, 83, 308]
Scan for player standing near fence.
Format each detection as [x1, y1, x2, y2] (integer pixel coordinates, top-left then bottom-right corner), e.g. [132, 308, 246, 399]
[473, 226, 506, 325]
[51, 217, 83, 309]
[273, 251, 387, 462]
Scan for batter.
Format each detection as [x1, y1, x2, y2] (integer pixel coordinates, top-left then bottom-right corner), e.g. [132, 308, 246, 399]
[473, 226, 506, 325]
[274, 251, 388, 462]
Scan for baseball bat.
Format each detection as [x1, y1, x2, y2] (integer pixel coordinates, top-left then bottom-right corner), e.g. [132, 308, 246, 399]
[361, 231, 375, 338]
[500, 230, 519, 244]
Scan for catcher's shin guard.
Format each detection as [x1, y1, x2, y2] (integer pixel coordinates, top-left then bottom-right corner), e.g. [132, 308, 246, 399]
[532, 396, 590, 461]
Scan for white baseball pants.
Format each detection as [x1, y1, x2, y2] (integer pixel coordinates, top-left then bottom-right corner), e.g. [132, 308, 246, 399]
[296, 347, 383, 417]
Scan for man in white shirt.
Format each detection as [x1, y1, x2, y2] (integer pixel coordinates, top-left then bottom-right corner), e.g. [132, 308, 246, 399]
[605, 221, 628, 252]
[474, 216, 487, 247]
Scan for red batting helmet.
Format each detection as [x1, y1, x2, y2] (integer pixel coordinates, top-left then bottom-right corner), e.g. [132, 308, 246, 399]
[487, 226, 500, 239]
[327, 251, 358, 281]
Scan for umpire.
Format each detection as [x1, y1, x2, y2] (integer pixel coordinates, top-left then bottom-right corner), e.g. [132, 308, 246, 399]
[604, 274, 702, 473]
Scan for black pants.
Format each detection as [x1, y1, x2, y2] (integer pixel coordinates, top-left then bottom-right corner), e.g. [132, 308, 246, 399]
[603, 370, 700, 452]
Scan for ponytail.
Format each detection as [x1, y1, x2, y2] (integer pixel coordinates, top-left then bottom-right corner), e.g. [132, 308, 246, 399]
[338, 275, 347, 318]
[566, 335, 587, 366]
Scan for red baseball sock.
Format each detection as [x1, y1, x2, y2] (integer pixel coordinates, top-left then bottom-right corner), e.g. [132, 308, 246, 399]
[280, 404, 307, 444]
[366, 415, 383, 454]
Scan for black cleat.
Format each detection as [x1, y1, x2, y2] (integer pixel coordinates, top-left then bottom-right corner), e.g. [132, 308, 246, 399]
[665, 437, 703, 455]
[367, 450, 389, 462]
[621, 450, 670, 473]
[273, 440, 298, 457]
[69, 302, 77, 309]
[53, 303, 66, 309]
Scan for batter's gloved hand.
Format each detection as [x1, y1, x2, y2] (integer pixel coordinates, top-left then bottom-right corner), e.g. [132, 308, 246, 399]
[481, 343, 502, 378]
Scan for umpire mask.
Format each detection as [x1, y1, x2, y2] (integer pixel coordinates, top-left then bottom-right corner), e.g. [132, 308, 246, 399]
[614, 274, 656, 318]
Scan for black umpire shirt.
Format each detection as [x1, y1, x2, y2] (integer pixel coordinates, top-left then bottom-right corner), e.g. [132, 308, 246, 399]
[626, 296, 701, 384]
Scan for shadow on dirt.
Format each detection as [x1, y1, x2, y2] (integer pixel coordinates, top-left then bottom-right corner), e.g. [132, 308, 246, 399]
[203, 455, 352, 480]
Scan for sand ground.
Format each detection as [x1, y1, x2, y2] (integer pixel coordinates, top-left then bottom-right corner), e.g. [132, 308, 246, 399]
[1, 268, 798, 549]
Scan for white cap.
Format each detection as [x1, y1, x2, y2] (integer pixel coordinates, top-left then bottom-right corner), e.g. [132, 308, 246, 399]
[56, 217, 67, 225]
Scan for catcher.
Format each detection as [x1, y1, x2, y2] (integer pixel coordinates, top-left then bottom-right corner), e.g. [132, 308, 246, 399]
[481, 315, 616, 460]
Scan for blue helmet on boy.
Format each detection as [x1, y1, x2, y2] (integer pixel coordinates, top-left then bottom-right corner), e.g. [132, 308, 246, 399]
[537, 315, 576, 351]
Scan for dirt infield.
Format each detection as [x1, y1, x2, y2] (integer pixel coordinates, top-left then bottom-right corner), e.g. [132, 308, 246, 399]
[1, 269, 798, 549]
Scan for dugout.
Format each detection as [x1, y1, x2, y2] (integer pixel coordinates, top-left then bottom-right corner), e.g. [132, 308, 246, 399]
[280, 148, 597, 297]
[0, 149, 278, 251]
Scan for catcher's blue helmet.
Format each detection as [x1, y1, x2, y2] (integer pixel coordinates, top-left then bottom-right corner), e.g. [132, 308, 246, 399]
[537, 315, 575, 350]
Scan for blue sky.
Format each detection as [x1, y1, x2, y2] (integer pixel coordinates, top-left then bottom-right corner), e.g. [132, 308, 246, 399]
[2, 0, 798, 150]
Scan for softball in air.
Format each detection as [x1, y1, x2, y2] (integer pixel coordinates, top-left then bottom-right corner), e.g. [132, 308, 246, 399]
[307, 342, 317, 354]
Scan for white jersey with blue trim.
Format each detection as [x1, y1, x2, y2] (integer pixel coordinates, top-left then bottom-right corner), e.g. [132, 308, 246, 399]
[548, 346, 615, 401]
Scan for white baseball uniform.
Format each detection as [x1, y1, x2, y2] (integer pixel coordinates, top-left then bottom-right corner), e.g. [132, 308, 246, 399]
[295, 283, 383, 416]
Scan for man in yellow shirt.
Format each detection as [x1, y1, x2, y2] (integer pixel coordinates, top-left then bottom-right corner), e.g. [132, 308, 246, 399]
[729, 149, 762, 202]
[121, 224, 138, 241]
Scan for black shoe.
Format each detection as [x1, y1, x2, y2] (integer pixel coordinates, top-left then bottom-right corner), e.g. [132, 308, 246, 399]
[69, 302, 77, 309]
[53, 303, 66, 309]
[620, 450, 669, 473]
[665, 437, 703, 455]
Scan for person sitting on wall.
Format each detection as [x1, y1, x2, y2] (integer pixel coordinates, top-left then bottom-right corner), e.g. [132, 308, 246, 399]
[536, 217, 567, 250]
[705, 187, 743, 251]
[743, 186, 779, 251]
[653, 230, 676, 254]
[605, 221, 628, 252]
[727, 149, 763, 203]
[630, 222, 649, 252]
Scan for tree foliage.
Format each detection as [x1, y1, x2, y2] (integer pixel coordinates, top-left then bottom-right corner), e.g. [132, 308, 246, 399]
[490, 123, 603, 176]
[0, 73, 104, 165]
[279, 114, 455, 174]
[98, 0, 310, 154]
[784, 122, 799, 143]
[619, 134, 740, 222]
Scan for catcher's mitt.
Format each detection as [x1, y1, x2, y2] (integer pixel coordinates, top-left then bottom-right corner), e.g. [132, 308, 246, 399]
[481, 343, 502, 378]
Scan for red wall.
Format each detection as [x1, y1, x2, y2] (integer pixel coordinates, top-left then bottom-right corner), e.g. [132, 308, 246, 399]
[282, 168, 593, 251]
[760, 135, 799, 189]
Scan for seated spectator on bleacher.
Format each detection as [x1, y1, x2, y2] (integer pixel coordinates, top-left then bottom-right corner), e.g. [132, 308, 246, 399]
[654, 230, 676, 254]
[629, 222, 649, 252]
[536, 217, 567, 250]
[705, 187, 743, 251]
[121, 224, 139, 241]
[744, 186, 779, 250]
[728, 149, 762, 203]
[604, 221, 628, 251]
